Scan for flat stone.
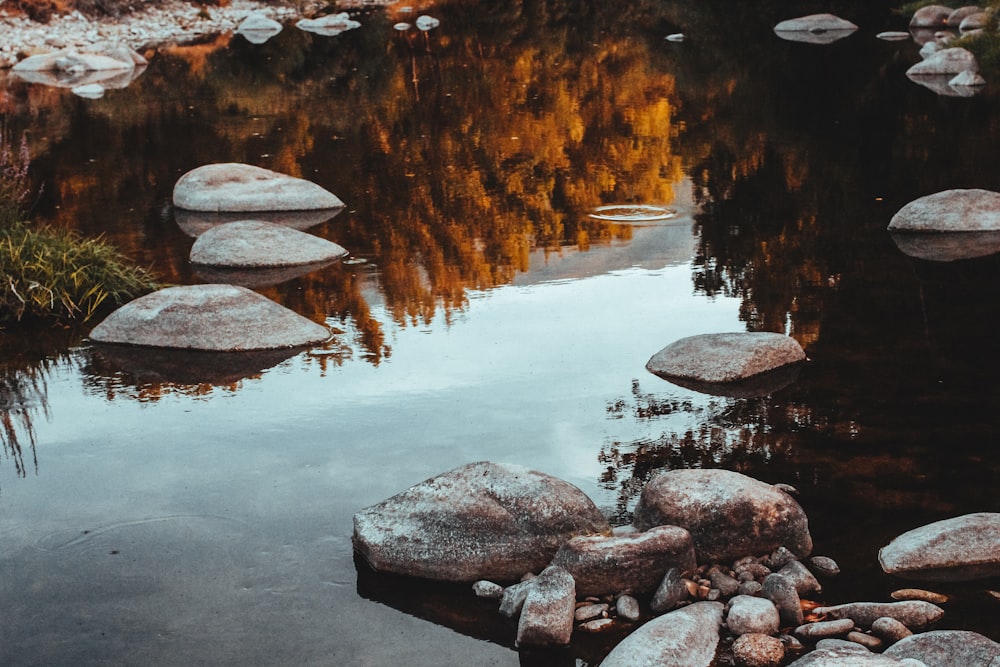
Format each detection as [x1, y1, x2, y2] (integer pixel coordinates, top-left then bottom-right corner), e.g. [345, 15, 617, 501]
[646, 332, 806, 388]
[190, 220, 348, 268]
[889, 190, 1000, 234]
[551, 525, 696, 596]
[173, 163, 345, 212]
[633, 468, 812, 563]
[879, 512, 1000, 582]
[774, 13, 858, 33]
[515, 566, 576, 647]
[884, 629, 1000, 666]
[352, 461, 611, 582]
[600, 601, 724, 667]
[812, 601, 944, 631]
[795, 618, 856, 639]
[88, 284, 331, 351]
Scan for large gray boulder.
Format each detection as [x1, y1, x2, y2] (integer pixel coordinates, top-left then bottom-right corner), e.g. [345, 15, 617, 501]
[907, 48, 979, 76]
[889, 190, 1000, 233]
[878, 512, 1000, 581]
[173, 163, 345, 212]
[773, 14, 858, 44]
[189, 220, 348, 268]
[352, 461, 611, 582]
[633, 468, 812, 563]
[788, 645, 926, 666]
[884, 630, 1000, 666]
[88, 284, 331, 351]
[600, 601, 724, 667]
[550, 525, 696, 596]
[646, 332, 805, 395]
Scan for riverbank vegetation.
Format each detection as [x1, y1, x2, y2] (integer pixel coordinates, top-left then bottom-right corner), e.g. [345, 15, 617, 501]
[0, 136, 159, 325]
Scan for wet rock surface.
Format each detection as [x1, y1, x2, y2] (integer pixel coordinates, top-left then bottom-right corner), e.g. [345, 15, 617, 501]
[600, 601, 724, 667]
[646, 332, 806, 386]
[88, 283, 331, 351]
[889, 190, 1000, 234]
[633, 468, 813, 562]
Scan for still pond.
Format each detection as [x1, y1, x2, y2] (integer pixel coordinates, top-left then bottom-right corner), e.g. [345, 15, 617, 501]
[1, 0, 998, 664]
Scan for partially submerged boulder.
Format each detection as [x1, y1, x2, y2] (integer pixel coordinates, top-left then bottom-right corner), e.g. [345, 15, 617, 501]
[647, 332, 805, 388]
[550, 525, 696, 596]
[889, 189, 1000, 233]
[883, 630, 1000, 666]
[235, 12, 283, 44]
[173, 163, 345, 212]
[297, 12, 361, 36]
[189, 220, 348, 268]
[600, 601, 724, 667]
[773, 14, 858, 44]
[907, 47, 979, 76]
[88, 284, 331, 351]
[878, 512, 1000, 582]
[352, 461, 612, 582]
[633, 468, 812, 563]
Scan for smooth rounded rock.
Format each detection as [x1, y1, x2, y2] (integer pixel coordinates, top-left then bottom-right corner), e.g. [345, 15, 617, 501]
[910, 5, 954, 28]
[884, 629, 1000, 666]
[812, 601, 944, 630]
[907, 48, 979, 76]
[352, 461, 611, 582]
[871, 616, 914, 644]
[795, 618, 856, 640]
[646, 332, 806, 386]
[879, 512, 1000, 582]
[633, 468, 812, 563]
[173, 163, 345, 212]
[774, 13, 858, 33]
[809, 555, 841, 577]
[889, 191, 1000, 234]
[616, 594, 640, 622]
[600, 601, 724, 667]
[762, 573, 803, 627]
[726, 595, 780, 636]
[190, 220, 348, 268]
[88, 284, 331, 351]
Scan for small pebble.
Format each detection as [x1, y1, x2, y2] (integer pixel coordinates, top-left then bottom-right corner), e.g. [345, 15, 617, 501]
[615, 594, 640, 622]
[578, 618, 614, 632]
[574, 603, 608, 622]
[846, 631, 883, 650]
[764, 546, 798, 570]
[773, 482, 798, 495]
[472, 580, 503, 599]
[808, 555, 840, 577]
[665, 33, 684, 42]
[815, 638, 870, 653]
[890, 588, 948, 604]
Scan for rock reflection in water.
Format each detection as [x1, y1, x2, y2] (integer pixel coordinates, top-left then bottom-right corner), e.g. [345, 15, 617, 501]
[890, 231, 1000, 262]
[648, 362, 803, 398]
[174, 207, 343, 237]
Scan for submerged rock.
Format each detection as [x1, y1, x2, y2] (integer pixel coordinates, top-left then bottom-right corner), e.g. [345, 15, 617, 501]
[878, 512, 1000, 582]
[173, 163, 345, 212]
[646, 332, 805, 388]
[883, 629, 1000, 666]
[88, 284, 331, 351]
[600, 601, 724, 667]
[633, 468, 812, 563]
[888, 190, 1000, 233]
[189, 220, 348, 268]
[352, 461, 611, 582]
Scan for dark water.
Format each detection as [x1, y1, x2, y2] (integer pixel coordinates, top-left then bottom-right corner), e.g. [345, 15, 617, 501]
[1, 1, 998, 664]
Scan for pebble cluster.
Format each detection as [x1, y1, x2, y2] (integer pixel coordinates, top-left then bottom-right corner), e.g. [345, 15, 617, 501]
[0, 0, 322, 68]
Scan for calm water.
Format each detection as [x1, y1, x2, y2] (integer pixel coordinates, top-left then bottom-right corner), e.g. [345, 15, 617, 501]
[2, 1, 999, 664]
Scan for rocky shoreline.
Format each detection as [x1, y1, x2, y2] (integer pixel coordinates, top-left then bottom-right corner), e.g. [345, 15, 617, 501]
[0, 0, 329, 68]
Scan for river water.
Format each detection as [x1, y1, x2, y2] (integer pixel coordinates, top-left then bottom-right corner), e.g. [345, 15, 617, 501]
[1, 1, 998, 664]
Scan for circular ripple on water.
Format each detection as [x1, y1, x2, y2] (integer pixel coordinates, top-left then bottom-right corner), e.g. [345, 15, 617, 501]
[588, 204, 677, 222]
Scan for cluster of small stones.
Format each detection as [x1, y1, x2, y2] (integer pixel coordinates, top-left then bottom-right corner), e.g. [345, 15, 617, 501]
[468, 536, 987, 665]
[0, 0, 331, 68]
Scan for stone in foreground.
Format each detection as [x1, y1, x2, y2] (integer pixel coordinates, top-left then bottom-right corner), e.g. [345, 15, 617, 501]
[600, 601, 724, 667]
[190, 220, 348, 268]
[633, 468, 812, 563]
[879, 512, 1000, 582]
[352, 461, 611, 582]
[550, 525, 696, 596]
[646, 332, 805, 386]
[889, 190, 1000, 233]
[88, 284, 331, 351]
[173, 163, 345, 212]
[515, 566, 576, 647]
[883, 629, 1000, 666]
[788, 645, 925, 666]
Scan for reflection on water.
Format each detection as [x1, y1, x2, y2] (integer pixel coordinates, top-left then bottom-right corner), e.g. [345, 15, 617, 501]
[1, 0, 999, 663]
